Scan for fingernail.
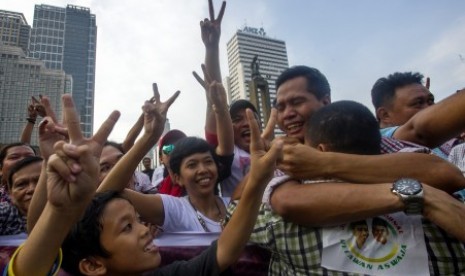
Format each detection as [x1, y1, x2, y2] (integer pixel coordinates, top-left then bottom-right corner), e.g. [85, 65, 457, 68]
[68, 175, 76, 182]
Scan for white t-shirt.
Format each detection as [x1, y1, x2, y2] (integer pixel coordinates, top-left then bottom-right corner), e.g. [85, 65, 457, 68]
[151, 166, 165, 188]
[133, 171, 157, 194]
[219, 145, 250, 197]
[160, 195, 230, 232]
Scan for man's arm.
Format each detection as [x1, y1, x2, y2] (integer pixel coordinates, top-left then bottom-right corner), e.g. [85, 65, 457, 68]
[394, 89, 465, 148]
[200, 0, 226, 135]
[216, 109, 282, 271]
[423, 184, 465, 242]
[121, 113, 144, 153]
[19, 99, 40, 144]
[209, 81, 234, 156]
[98, 85, 178, 194]
[13, 95, 105, 276]
[279, 143, 465, 193]
[270, 181, 405, 227]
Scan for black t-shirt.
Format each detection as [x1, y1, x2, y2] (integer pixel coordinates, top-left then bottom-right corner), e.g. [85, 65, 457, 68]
[150, 241, 232, 276]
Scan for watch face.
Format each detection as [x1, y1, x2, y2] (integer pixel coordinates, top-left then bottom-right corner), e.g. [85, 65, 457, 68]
[394, 178, 422, 195]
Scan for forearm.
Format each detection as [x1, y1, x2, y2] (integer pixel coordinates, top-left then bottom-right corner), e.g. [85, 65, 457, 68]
[14, 203, 82, 276]
[217, 176, 265, 271]
[98, 134, 157, 193]
[122, 114, 144, 152]
[423, 185, 465, 242]
[271, 182, 404, 227]
[20, 122, 34, 144]
[214, 108, 234, 156]
[27, 162, 48, 232]
[325, 152, 465, 193]
[205, 46, 221, 82]
[397, 89, 465, 148]
[204, 46, 221, 135]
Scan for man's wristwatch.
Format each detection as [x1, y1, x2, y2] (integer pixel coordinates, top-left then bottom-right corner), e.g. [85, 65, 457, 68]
[391, 178, 424, 215]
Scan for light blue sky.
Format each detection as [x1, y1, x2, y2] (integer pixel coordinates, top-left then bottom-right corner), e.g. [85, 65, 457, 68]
[5, 0, 465, 141]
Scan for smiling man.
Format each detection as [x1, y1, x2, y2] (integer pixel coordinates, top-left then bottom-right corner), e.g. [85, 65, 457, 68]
[274, 66, 331, 141]
[1, 156, 42, 235]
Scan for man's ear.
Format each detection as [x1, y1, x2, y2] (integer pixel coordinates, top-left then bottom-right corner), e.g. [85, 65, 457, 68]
[376, 107, 391, 126]
[79, 257, 107, 276]
[321, 94, 331, 106]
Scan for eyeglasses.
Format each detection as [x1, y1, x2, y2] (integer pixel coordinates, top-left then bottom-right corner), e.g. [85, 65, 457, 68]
[162, 144, 174, 155]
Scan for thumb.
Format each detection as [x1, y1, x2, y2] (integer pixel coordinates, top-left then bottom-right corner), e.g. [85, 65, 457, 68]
[262, 139, 283, 168]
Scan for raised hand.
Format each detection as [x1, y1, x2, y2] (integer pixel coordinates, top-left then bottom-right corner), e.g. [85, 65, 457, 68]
[46, 95, 119, 206]
[32, 96, 46, 117]
[247, 108, 283, 185]
[192, 64, 208, 90]
[142, 83, 180, 141]
[200, 0, 226, 48]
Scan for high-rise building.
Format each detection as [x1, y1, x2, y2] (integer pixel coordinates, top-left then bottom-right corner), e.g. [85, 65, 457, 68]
[226, 26, 289, 119]
[0, 10, 31, 55]
[0, 43, 71, 145]
[29, 4, 96, 136]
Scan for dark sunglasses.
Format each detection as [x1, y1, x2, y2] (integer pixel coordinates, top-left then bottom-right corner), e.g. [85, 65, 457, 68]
[162, 144, 175, 155]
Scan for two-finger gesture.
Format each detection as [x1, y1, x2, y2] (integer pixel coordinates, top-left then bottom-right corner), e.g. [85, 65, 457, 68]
[200, 0, 226, 48]
[143, 83, 180, 140]
[247, 109, 283, 186]
[46, 94, 120, 209]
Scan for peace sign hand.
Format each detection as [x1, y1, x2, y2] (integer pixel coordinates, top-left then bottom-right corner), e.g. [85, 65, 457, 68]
[200, 0, 226, 48]
[46, 94, 119, 211]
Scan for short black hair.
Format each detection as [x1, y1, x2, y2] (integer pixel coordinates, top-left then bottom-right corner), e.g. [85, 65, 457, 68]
[229, 99, 258, 118]
[307, 101, 381, 155]
[7, 156, 43, 190]
[371, 72, 424, 110]
[276, 65, 331, 100]
[0, 142, 36, 168]
[62, 191, 129, 275]
[169, 137, 218, 176]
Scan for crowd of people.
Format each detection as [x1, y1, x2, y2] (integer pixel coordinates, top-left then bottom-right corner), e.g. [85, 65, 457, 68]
[1, 0, 465, 275]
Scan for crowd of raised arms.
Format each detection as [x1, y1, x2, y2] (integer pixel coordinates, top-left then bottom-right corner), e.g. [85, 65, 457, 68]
[1, 0, 465, 275]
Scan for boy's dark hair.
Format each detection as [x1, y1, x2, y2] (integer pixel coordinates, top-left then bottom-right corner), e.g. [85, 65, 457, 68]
[0, 142, 36, 168]
[371, 72, 424, 110]
[307, 101, 381, 155]
[275, 65, 331, 101]
[7, 156, 43, 190]
[61, 191, 129, 275]
[169, 137, 218, 176]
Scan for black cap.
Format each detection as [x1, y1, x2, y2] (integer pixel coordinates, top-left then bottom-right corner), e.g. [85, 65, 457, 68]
[229, 99, 258, 118]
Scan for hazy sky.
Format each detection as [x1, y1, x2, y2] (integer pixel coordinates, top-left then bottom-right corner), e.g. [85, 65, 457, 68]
[5, 0, 465, 141]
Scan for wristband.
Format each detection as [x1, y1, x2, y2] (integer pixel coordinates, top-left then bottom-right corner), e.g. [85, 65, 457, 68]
[26, 118, 36, 124]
